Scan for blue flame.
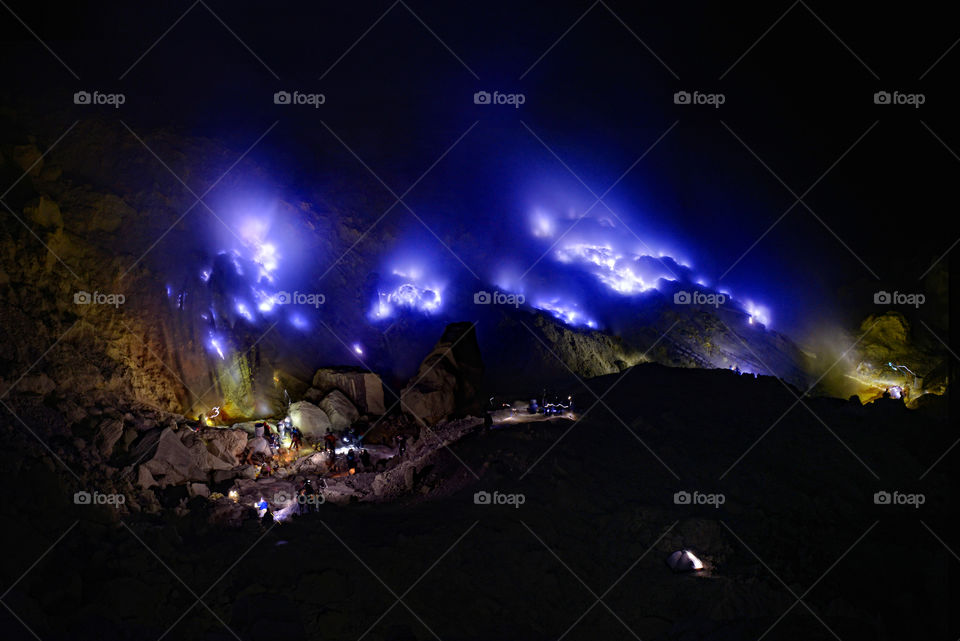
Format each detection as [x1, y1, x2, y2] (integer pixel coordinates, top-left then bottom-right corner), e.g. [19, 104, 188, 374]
[533, 299, 598, 329]
[744, 301, 770, 327]
[554, 243, 678, 295]
[208, 333, 226, 359]
[369, 264, 445, 320]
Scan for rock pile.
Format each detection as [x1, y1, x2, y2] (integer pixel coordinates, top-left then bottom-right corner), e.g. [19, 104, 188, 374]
[400, 322, 484, 425]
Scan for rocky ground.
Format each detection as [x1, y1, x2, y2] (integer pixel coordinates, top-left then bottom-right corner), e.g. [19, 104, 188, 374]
[0, 363, 953, 640]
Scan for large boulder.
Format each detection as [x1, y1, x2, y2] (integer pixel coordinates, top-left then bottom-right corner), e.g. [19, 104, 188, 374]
[230, 421, 261, 437]
[248, 436, 271, 457]
[400, 322, 484, 425]
[136, 465, 157, 489]
[311, 367, 386, 415]
[288, 401, 331, 438]
[290, 451, 329, 475]
[142, 427, 235, 486]
[15, 373, 56, 396]
[94, 417, 125, 456]
[203, 428, 248, 466]
[319, 390, 359, 429]
[24, 196, 63, 228]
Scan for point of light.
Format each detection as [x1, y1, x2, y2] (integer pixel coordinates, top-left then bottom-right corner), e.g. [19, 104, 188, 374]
[533, 299, 598, 329]
[744, 301, 770, 327]
[352, 343, 364, 356]
[290, 314, 308, 330]
[686, 550, 704, 570]
[209, 335, 226, 359]
[531, 210, 555, 238]
[235, 301, 254, 322]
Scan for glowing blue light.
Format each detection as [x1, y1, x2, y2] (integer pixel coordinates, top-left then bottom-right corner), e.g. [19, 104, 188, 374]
[370, 281, 443, 320]
[252, 242, 278, 281]
[531, 210, 554, 238]
[200, 269, 211, 283]
[533, 299, 598, 329]
[392, 267, 422, 280]
[235, 301, 254, 322]
[253, 288, 275, 313]
[290, 314, 308, 330]
[352, 343, 364, 356]
[744, 301, 770, 327]
[208, 334, 226, 359]
[222, 250, 244, 276]
[533, 225, 772, 327]
[555, 243, 663, 295]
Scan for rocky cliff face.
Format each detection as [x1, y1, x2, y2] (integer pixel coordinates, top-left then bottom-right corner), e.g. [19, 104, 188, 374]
[3, 114, 931, 430]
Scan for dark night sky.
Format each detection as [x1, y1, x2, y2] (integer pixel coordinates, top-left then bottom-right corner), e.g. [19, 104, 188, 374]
[1, 1, 957, 338]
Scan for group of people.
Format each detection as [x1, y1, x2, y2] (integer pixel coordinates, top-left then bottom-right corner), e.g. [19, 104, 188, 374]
[238, 415, 413, 479]
[241, 419, 306, 478]
[321, 426, 378, 474]
[294, 478, 322, 515]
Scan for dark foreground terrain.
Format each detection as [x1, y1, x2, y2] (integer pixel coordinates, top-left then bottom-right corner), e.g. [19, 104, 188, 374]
[1, 364, 954, 640]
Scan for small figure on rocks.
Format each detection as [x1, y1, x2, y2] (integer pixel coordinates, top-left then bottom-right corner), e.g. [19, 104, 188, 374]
[396, 433, 407, 457]
[359, 448, 372, 471]
[297, 479, 317, 515]
[290, 426, 303, 451]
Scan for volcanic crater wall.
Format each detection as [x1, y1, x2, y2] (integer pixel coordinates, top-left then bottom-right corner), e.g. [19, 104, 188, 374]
[1, 116, 828, 423]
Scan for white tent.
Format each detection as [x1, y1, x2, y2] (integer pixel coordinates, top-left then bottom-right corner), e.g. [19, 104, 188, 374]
[666, 549, 704, 572]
